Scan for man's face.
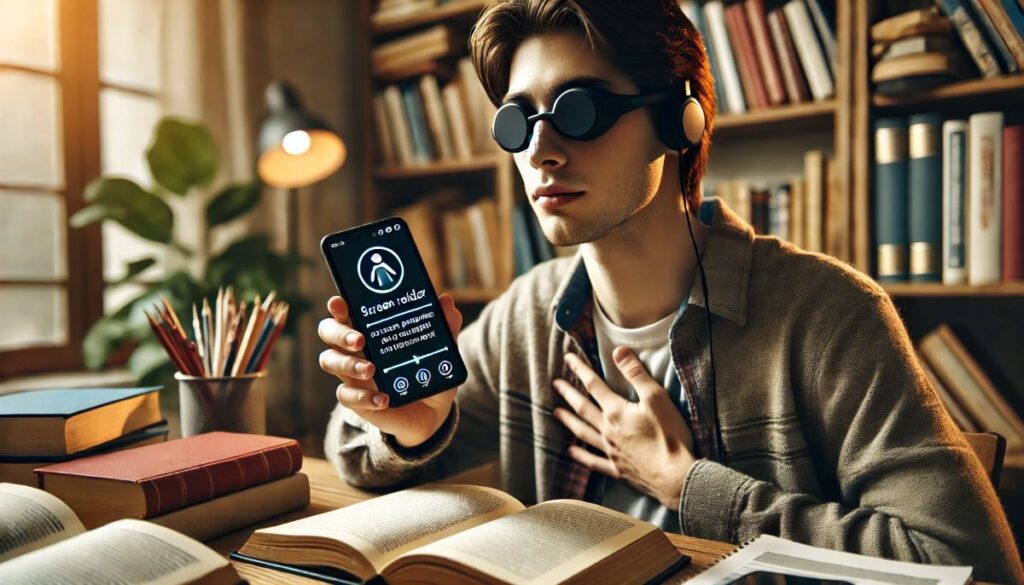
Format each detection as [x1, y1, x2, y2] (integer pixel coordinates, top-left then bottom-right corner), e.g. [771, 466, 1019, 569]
[504, 30, 669, 247]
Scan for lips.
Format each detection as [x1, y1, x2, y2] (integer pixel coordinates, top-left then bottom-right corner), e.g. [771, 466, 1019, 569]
[533, 191, 584, 210]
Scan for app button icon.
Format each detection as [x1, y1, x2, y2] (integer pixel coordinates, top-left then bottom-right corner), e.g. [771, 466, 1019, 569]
[416, 368, 431, 386]
[393, 377, 409, 394]
[438, 360, 453, 377]
[357, 246, 404, 294]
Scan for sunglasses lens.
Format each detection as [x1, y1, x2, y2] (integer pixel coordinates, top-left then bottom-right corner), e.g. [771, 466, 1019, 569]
[492, 103, 529, 152]
[552, 89, 598, 138]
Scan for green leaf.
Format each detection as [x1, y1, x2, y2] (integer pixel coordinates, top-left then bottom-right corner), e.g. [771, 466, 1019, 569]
[82, 315, 132, 370]
[206, 183, 261, 227]
[146, 117, 218, 195]
[82, 178, 173, 243]
[110, 257, 157, 285]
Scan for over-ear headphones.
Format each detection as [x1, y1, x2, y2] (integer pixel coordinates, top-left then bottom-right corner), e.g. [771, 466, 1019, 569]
[656, 79, 706, 151]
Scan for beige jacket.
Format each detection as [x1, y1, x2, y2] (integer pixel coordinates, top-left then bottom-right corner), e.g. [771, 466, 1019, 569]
[325, 199, 1023, 582]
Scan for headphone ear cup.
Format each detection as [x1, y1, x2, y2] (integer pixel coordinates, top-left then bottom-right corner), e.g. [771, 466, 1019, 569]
[657, 96, 705, 150]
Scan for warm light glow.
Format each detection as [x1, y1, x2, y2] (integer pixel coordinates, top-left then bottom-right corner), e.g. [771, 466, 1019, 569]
[281, 130, 311, 155]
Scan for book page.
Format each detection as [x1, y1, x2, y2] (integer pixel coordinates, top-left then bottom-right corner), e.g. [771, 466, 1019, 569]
[403, 499, 658, 584]
[0, 482, 85, 562]
[688, 534, 971, 585]
[0, 519, 231, 584]
[259, 483, 523, 570]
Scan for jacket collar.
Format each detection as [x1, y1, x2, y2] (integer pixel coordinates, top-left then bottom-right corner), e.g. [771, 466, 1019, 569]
[551, 197, 753, 330]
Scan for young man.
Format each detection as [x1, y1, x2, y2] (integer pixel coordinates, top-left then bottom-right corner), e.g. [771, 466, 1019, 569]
[319, 1, 1022, 579]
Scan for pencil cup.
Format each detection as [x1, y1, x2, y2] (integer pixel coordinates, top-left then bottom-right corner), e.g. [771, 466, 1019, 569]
[176, 371, 267, 437]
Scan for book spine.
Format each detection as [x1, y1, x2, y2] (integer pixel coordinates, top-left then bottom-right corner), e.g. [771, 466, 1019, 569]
[419, 74, 455, 160]
[1003, 123, 1024, 281]
[803, 151, 825, 253]
[680, 1, 727, 109]
[724, 3, 765, 109]
[935, 0, 1003, 77]
[401, 82, 436, 163]
[782, 0, 835, 100]
[383, 84, 415, 166]
[745, 0, 787, 105]
[789, 179, 805, 248]
[441, 82, 474, 160]
[967, 0, 1021, 71]
[966, 112, 1004, 285]
[908, 114, 944, 282]
[704, 1, 747, 114]
[978, 0, 1024, 67]
[1001, 0, 1024, 47]
[767, 8, 811, 103]
[141, 441, 303, 517]
[803, 0, 839, 78]
[942, 120, 969, 285]
[371, 93, 396, 166]
[874, 119, 909, 281]
[769, 184, 791, 240]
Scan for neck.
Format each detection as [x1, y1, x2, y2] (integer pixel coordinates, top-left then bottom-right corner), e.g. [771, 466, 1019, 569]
[582, 190, 709, 329]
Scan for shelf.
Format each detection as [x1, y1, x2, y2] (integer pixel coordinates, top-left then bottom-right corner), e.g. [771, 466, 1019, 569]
[448, 287, 501, 304]
[714, 100, 836, 138]
[375, 155, 502, 180]
[372, 0, 493, 35]
[883, 282, 1024, 298]
[872, 75, 1024, 112]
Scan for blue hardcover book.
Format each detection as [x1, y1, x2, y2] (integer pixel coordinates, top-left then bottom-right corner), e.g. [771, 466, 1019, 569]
[874, 118, 909, 282]
[0, 387, 162, 456]
[400, 83, 436, 163]
[908, 114, 944, 282]
[966, 0, 1019, 71]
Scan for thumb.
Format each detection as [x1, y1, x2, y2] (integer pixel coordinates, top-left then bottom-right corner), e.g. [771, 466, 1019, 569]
[612, 346, 661, 403]
[438, 293, 464, 340]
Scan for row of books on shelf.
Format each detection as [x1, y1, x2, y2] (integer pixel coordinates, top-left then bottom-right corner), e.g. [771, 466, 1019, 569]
[679, 0, 838, 115]
[918, 324, 1024, 459]
[373, 57, 498, 168]
[708, 150, 849, 260]
[0, 387, 309, 543]
[371, 0, 458, 30]
[873, 111, 1023, 285]
[871, 3, 1024, 96]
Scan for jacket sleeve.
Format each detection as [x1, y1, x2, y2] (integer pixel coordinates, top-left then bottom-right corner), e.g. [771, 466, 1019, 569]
[323, 295, 503, 490]
[679, 290, 1024, 584]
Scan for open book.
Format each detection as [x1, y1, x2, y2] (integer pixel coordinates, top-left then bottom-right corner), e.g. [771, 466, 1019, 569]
[0, 483, 239, 584]
[233, 482, 688, 585]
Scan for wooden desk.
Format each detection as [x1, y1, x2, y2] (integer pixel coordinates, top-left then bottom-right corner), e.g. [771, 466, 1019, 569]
[208, 457, 737, 583]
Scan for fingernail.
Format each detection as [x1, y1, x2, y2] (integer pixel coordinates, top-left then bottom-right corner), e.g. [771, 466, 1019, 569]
[372, 394, 386, 406]
[346, 332, 360, 346]
[357, 362, 370, 376]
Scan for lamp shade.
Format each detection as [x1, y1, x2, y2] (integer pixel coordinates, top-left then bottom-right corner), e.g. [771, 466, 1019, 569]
[256, 81, 346, 188]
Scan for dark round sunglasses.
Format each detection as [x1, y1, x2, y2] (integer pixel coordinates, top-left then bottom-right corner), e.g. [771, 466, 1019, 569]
[491, 86, 674, 153]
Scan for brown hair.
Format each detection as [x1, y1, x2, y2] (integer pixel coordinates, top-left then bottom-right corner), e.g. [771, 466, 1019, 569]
[469, 0, 715, 209]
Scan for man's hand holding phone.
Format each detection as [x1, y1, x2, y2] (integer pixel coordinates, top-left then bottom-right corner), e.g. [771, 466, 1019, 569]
[318, 293, 463, 449]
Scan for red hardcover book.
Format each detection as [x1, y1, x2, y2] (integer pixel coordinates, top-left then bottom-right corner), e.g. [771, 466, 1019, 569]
[1003, 124, 1024, 281]
[725, 2, 769, 109]
[767, 8, 812, 103]
[36, 432, 303, 527]
[744, 0, 787, 105]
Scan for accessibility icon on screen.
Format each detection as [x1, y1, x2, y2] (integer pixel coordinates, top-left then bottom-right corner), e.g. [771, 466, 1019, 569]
[357, 246, 404, 294]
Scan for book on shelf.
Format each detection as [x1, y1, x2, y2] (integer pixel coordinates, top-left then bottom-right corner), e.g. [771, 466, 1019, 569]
[975, 0, 1024, 69]
[725, 1, 770, 109]
[231, 482, 690, 585]
[908, 114, 944, 282]
[371, 0, 438, 29]
[0, 386, 162, 457]
[782, 0, 835, 100]
[371, 24, 465, 78]
[419, 74, 456, 161]
[678, 1, 728, 108]
[874, 118, 910, 281]
[1002, 120, 1024, 281]
[0, 420, 168, 487]
[35, 431, 303, 528]
[0, 483, 240, 584]
[382, 84, 416, 166]
[966, 111, 1003, 286]
[918, 324, 1024, 454]
[966, 0, 1021, 72]
[703, 1, 748, 114]
[804, 0, 839, 77]
[803, 149, 826, 254]
[935, 0, 1003, 77]
[744, 0, 787, 107]
[917, 350, 979, 431]
[942, 119, 968, 285]
[401, 82, 436, 164]
[395, 199, 447, 289]
[767, 5, 813, 103]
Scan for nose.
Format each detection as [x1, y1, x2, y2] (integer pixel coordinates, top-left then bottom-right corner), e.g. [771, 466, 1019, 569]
[526, 119, 567, 170]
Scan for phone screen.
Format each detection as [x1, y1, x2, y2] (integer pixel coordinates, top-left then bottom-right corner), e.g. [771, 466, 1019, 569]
[321, 217, 468, 407]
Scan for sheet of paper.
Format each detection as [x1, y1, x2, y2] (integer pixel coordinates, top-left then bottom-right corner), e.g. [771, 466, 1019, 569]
[687, 535, 971, 585]
[0, 482, 85, 562]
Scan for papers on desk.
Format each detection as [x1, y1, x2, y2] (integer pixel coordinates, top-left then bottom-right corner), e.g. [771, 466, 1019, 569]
[687, 535, 971, 585]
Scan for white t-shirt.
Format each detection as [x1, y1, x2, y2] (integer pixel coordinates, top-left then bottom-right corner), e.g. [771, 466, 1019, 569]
[591, 293, 681, 533]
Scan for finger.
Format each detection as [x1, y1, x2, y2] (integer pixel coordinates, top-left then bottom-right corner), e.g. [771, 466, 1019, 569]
[319, 348, 375, 381]
[554, 407, 608, 452]
[567, 445, 620, 479]
[438, 293, 463, 339]
[563, 353, 620, 409]
[336, 383, 389, 411]
[611, 346, 661, 403]
[553, 379, 605, 431]
[318, 317, 365, 352]
[327, 296, 351, 324]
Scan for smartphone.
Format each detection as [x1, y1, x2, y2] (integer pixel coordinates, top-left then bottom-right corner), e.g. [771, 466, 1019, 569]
[320, 217, 468, 408]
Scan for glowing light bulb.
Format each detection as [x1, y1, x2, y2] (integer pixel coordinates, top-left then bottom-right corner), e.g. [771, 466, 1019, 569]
[282, 130, 311, 155]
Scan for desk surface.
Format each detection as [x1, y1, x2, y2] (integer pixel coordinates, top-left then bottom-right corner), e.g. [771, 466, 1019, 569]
[208, 457, 738, 583]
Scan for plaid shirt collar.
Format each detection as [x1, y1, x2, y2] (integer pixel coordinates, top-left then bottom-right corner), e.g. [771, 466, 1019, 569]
[548, 198, 754, 501]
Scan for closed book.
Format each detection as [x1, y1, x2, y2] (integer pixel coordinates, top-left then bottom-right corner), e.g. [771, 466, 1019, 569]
[942, 119, 969, 284]
[680, 1, 728, 110]
[789, 178, 806, 248]
[804, 0, 839, 78]
[783, 0, 835, 100]
[400, 83, 436, 164]
[704, 1, 748, 114]
[872, 51, 969, 85]
[908, 114, 944, 282]
[371, 25, 463, 77]
[0, 386, 161, 457]
[383, 84, 415, 166]
[804, 150, 826, 253]
[419, 74, 455, 161]
[465, 200, 498, 290]
[767, 8, 812, 103]
[935, 0, 1003, 77]
[919, 325, 1024, 453]
[457, 57, 496, 153]
[751, 188, 770, 234]
[966, 112, 1003, 285]
[769, 183, 791, 240]
[36, 431, 303, 527]
[745, 0, 787, 105]
[871, 8, 949, 42]
[441, 81, 474, 160]
[726, 2, 770, 109]
[824, 154, 849, 261]
[372, 93, 396, 165]
[873, 34, 956, 60]
[874, 118, 909, 281]
[966, 0, 1020, 71]
[917, 350, 979, 431]
[976, 0, 1024, 67]
[1003, 123, 1024, 281]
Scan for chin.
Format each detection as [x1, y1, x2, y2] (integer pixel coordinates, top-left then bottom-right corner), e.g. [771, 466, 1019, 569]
[537, 214, 607, 247]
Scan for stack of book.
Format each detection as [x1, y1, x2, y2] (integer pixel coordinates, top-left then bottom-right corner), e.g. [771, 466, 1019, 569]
[0, 387, 168, 487]
[31, 431, 310, 541]
[873, 113, 1023, 284]
[708, 149, 848, 260]
[679, 0, 838, 115]
[870, 7, 973, 95]
[918, 324, 1024, 459]
[374, 57, 497, 168]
